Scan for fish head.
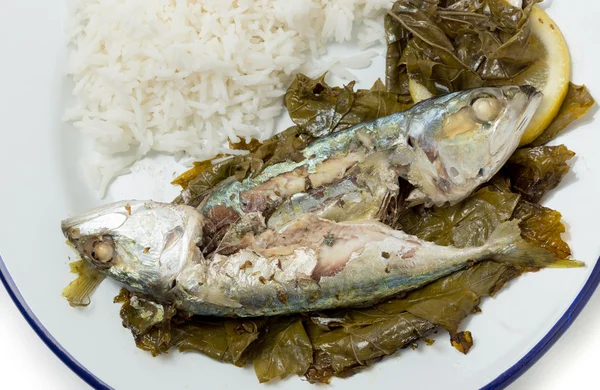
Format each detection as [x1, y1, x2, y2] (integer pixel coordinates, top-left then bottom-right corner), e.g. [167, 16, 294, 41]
[405, 85, 542, 205]
[61, 200, 203, 295]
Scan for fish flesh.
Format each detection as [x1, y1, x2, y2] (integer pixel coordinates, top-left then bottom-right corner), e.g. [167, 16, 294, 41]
[191, 85, 541, 233]
[61, 200, 575, 317]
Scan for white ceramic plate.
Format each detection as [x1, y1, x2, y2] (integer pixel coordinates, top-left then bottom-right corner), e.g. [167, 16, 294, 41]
[1, 2, 599, 389]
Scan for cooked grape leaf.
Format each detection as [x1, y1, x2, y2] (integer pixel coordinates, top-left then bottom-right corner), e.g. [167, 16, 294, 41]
[389, 2, 455, 55]
[171, 322, 231, 361]
[115, 289, 265, 361]
[250, 317, 313, 383]
[251, 125, 313, 171]
[305, 351, 337, 384]
[531, 83, 596, 146]
[371, 78, 387, 92]
[513, 200, 571, 259]
[169, 317, 268, 366]
[397, 186, 520, 247]
[223, 320, 266, 365]
[229, 138, 263, 153]
[114, 254, 528, 383]
[400, 36, 483, 95]
[337, 82, 414, 128]
[172, 156, 247, 194]
[385, 12, 412, 95]
[381, 262, 523, 333]
[284, 73, 355, 138]
[134, 325, 175, 357]
[311, 312, 435, 374]
[115, 290, 177, 356]
[505, 145, 575, 203]
[450, 331, 473, 354]
[423, 337, 436, 346]
[118, 294, 174, 336]
[171, 157, 225, 190]
[304, 260, 521, 382]
[353, 262, 520, 333]
[285, 74, 412, 137]
[386, 0, 543, 96]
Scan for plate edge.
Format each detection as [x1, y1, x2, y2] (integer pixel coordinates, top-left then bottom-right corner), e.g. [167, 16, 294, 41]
[0, 253, 598, 390]
[0, 255, 111, 390]
[483, 258, 600, 389]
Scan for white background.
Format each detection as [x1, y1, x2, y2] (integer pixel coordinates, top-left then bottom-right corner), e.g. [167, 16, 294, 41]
[1, 282, 599, 389]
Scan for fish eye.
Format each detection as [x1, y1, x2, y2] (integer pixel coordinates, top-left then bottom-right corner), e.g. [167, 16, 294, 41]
[471, 96, 503, 123]
[86, 236, 115, 268]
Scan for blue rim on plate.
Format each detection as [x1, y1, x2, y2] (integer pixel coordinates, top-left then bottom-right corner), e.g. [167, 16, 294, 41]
[0, 256, 110, 389]
[1, 253, 599, 390]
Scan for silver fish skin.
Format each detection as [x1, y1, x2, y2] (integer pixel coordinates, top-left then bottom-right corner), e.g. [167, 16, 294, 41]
[61, 200, 565, 317]
[194, 85, 541, 222]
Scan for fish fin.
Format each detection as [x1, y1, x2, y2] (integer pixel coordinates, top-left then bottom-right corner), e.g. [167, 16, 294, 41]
[62, 260, 106, 307]
[487, 220, 584, 268]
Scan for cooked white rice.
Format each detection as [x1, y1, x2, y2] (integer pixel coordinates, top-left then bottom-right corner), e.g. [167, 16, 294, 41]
[64, 0, 393, 195]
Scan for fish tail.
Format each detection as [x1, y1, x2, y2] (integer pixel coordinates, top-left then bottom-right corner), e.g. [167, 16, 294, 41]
[486, 220, 584, 268]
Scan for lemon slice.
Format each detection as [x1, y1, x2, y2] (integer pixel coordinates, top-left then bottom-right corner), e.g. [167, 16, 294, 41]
[407, 6, 571, 146]
[513, 6, 571, 146]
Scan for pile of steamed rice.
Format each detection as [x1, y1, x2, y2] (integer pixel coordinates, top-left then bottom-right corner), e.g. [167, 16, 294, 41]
[64, 0, 393, 195]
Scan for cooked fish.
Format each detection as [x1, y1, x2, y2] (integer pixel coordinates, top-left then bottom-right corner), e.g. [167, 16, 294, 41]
[190, 85, 541, 247]
[61, 200, 578, 317]
[60, 85, 549, 316]
[197, 85, 540, 216]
